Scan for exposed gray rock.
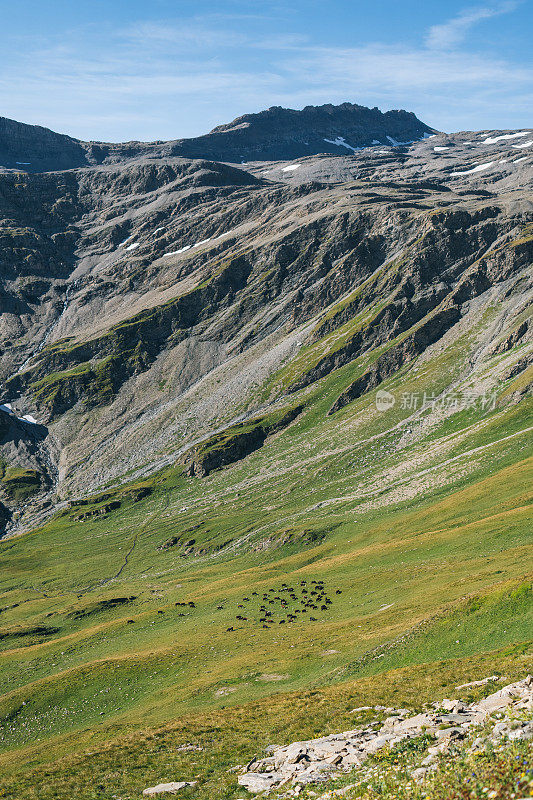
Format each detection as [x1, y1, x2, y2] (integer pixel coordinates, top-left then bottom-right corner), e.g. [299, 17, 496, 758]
[235, 676, 533, 795]
[142, 781, 196, 796]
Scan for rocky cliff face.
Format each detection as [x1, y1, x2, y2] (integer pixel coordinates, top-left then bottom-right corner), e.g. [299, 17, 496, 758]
[0, 111, 531, 533]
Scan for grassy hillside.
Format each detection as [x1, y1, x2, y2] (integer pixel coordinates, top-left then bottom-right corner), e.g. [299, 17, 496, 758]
[0, 305, 531, 797]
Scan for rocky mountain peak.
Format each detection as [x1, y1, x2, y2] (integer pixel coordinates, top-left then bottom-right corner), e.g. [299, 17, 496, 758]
[176, 102, 436, 162]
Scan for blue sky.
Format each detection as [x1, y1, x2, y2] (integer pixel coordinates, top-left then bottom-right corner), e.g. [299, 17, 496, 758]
[1, 0, 531, 141]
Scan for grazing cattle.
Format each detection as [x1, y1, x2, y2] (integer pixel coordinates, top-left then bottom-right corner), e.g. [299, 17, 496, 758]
[217, 605, 224, 610]
[226, 627, 234, 632]
[279, 620, 285, 624]
[321, 605, 327, 611]
[237, 604, 244, 608]
[336, 590, 342, 594]
[263, 624, 269, 629]
[310, 617, 317, 621]
[188, 602, 196, 608]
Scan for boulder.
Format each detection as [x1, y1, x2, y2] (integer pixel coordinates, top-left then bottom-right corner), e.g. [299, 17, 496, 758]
[238, 772, 284, 793]
[143, 781, 197, 796]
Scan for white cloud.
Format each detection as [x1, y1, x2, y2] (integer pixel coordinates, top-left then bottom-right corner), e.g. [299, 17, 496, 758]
[0, 7, 530, 141]
[426, 1, 520, 50]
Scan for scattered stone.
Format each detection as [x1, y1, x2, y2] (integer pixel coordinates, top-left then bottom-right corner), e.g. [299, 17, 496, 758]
[142, 781, 196, 796]
[455, 675, 501, 690]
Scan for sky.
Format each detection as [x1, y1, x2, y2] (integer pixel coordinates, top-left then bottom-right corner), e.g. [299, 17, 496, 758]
[1, 0, 531, 142]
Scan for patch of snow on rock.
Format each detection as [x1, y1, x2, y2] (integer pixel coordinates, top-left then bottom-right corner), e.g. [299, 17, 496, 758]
[434, 146, 450, 152]
[163, 245, 191, 257]
[323, 136, 358, 153]
[125, 242, 140, 251]
[451, 161, 495, 176]
[118, 235, 134, 248]
[513, 140, 533, 149]
[482, 131, 530, 144]
[281, 164, 301, 172]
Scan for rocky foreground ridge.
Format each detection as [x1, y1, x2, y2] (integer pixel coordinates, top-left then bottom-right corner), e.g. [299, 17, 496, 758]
[232, 676, 533, 796]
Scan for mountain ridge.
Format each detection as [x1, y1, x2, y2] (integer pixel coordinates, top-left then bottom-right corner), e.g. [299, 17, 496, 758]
[0, 102, 436, 172]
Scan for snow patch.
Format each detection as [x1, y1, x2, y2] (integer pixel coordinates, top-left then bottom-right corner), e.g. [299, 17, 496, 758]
[512, 140, 533, 149]
[371, 139, 381, 145]
[125, 242, 140, 251]
[281, 164, 301, 172]
[21, 414, 38, 424]
[433, 146, 450, 152]
[323, 136, 358, 153]
[482, 131, 530, 144]
[450, 161, 495, 176]
[163, 245, 191, 257]
[15, 162, 31, 165]
[192, 238, 211, 247]
[513, 156, 529, 163]
[118, 235, 134, 248]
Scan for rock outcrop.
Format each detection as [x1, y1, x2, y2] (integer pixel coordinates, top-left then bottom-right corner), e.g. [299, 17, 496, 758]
[237, 676, 533, 793]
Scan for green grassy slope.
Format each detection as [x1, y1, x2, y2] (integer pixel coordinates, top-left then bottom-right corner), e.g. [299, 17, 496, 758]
[0, 284, 531, 798]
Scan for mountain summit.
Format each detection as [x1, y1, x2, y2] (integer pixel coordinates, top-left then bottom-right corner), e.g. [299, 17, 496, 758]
[168, 102, 436, 162]
[0, 102, 435, 172]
